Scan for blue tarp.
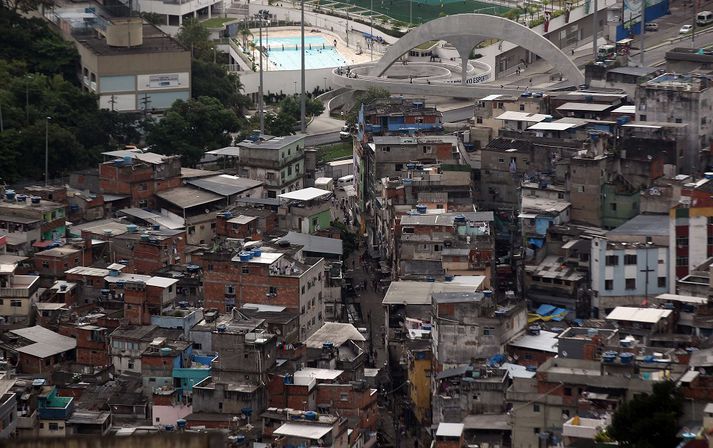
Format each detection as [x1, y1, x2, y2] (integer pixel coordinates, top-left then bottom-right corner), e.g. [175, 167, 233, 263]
[550, 308, 568, 321]
[535, 304, 556, 316]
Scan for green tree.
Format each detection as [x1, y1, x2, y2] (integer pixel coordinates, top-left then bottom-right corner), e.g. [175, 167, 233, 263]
[191, 59, 250, 112]
[176, 18, 213, 60]
[146, 96, 241, 166]
[607, 381, 683, 448]
[2, 0, 54, 14]
[345, 87, 390, 125]
[263, 111, 297, 136]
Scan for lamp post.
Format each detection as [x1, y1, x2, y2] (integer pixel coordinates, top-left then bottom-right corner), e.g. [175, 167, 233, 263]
[258, 16, 265, 133]
[45, 116, 51, 186]
[300, 0, 306, 132]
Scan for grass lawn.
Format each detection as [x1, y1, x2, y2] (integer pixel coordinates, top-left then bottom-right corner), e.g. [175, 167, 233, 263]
[330, 0, 509, 24]
[201, 17, 236, 28]
[317, 142, 353, 163]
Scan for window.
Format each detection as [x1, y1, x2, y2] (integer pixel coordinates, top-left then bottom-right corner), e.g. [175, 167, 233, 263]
[423, 146, 432, 154]
[42, 261, 49, 268]
[381, 146, 391, 152]
[483, 327, 494, 336]
[640, 114, 647, 121]
[658, 277, 666, 288]
[476, 116, 483, 124]
[269, 286, 278, 295]
[624, 254, 637, 265]
[128, 362, 134, 369]
[676, 236, 689, 246]
[225, 285, 235, 295]
[218, 402, 223, 410]
[610, 203, 617, 211]
[138, 183, 148, 191]
[519, 104, 525, 111]
[577, 185, 585, 193]
[49, 422, 59, 431]
[675, 118, 682, 124]
[605, 280, 613, 290]
[498, 158, 505, 163]
[302, 286, 306, 294]
[340, 393, 349, 401]
[564, 387, 572, 396]
[533, 404, 541, 412]
[625, 278, 636, 290]
[534, 428, 541, 434]
[241, 266, 249, 274]
[395, 163, 403, 171]
[605, 255, 619, 266]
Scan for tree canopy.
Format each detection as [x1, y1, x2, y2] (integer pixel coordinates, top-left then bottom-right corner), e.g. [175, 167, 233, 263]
[145, 96, 242, 167]
[606, 381, 683, 448]
[0, 9, 140, 182]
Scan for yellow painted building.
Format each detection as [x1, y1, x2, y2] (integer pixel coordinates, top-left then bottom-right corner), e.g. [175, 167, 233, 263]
[408, 347, 432, 424]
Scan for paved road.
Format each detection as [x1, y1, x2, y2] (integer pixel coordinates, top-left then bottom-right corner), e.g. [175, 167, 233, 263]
[305, 131, 342, 146]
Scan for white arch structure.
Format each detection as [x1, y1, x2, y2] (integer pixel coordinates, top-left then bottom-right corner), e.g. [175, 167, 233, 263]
[370, 14, 585, 86]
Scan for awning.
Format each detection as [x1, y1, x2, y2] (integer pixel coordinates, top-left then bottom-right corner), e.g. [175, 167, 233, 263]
[518, 213, 538, 219]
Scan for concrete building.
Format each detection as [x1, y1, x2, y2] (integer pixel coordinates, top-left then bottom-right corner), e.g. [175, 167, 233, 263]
[669, 177, 713, 281]
[99, 150, 183, 209]
[636, 73, 713, 173]
[432, 291, 526, 368]
[0, 262, 40, 325]
[2, 326, 76, 374]
[108, 324, 182, 374]
[51, 14, 191, 112]
[590, 238, 669, 315]
[0, 381, 17, 439]
[0, 192, 66, 253]
[277, 188, 333, 234]
[237, 134, 306, 198]
[199, 243, 326, 340]
[371, 135, 461, 179]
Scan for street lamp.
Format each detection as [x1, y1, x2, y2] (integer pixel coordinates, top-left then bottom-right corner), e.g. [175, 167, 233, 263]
[45, 116, 51, 186]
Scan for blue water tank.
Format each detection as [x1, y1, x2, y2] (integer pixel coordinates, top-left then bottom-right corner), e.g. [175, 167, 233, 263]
[164, 425, 175, 432]
[126, 224, 138, 233]
[123, 155, 133, 165]
[483, 290, 493, 299]
[5, 190, 15, 201]
[16, 194, 27, 203]
[31, 196, 41, 204]
[453, 214, 466, 223]
[217, 324, 227, 333]
[619, 352, 634, 364]
[239, 251, 253, 262]
[406, 163, 416, 170]
[176, 419, 187, 429]
[251, 248, 262, 257]
[152, 224, 160, 230]
[415, 204, 427, 214]
[602, 351, 618, 363]
[322, 341, 334, 350]
[402, 178, 413, 185]
[304, 411, 318, 421]
[426, 276, 435, 282]
[109, 269, 120, 277]
[444, 275, 454, 282]
[705, 172, 713, 180]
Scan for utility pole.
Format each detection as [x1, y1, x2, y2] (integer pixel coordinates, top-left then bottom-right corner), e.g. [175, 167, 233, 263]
[300, 0, 306, 132]
[641, 236, 654, 303]
[259, 16, 265, 133]
[140, 94, 151, 120]
[640, 14, 645, 65]
[592, 0, 598, 61]
[692, 4, 697, 47]
[45, 116, 51, 186]
[370, 0, 374, 61]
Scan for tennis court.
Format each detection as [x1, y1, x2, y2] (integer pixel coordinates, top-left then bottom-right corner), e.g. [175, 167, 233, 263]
[330, 0, 511, 24]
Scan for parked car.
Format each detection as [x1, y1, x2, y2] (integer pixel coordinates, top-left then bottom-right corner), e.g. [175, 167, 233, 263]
[339, 125, 352, 140]
[645, 22, 659, 31]
[680, 24, 694, 34]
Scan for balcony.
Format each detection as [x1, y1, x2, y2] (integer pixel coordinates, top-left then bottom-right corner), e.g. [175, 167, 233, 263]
[16, 409, 37, 429]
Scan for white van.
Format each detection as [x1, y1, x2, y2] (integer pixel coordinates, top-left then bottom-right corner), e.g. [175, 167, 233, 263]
[337, 174, 354, 189]
[697, 11, 713, 26]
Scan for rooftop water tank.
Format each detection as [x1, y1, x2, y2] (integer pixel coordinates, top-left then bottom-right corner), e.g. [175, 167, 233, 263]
[5, 190, 15, 201]
[426, 276, 435, 282]
[176, 419, 187, 429]
[705, 172, 713, 180]
[483, 290, 493, 299]
[152, 224, 160, 231]
[304, 411, 318, 421]
[602, 351, 618, 363]
[619, 352, 634, 364]
[415, 204, 427, 214]
[217, 324, 227, 333]
[444, 274, 454, 282]
[16, 194, 27, 203]
[109, 269, 120, 277]
[140, 234, 150, 241]
[453, 214, 466, 223]
[238, 251, 253, 262]
[251, 248, 262, 258]
[30, 196, 41, 205]
[127, 224, 138, 234]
